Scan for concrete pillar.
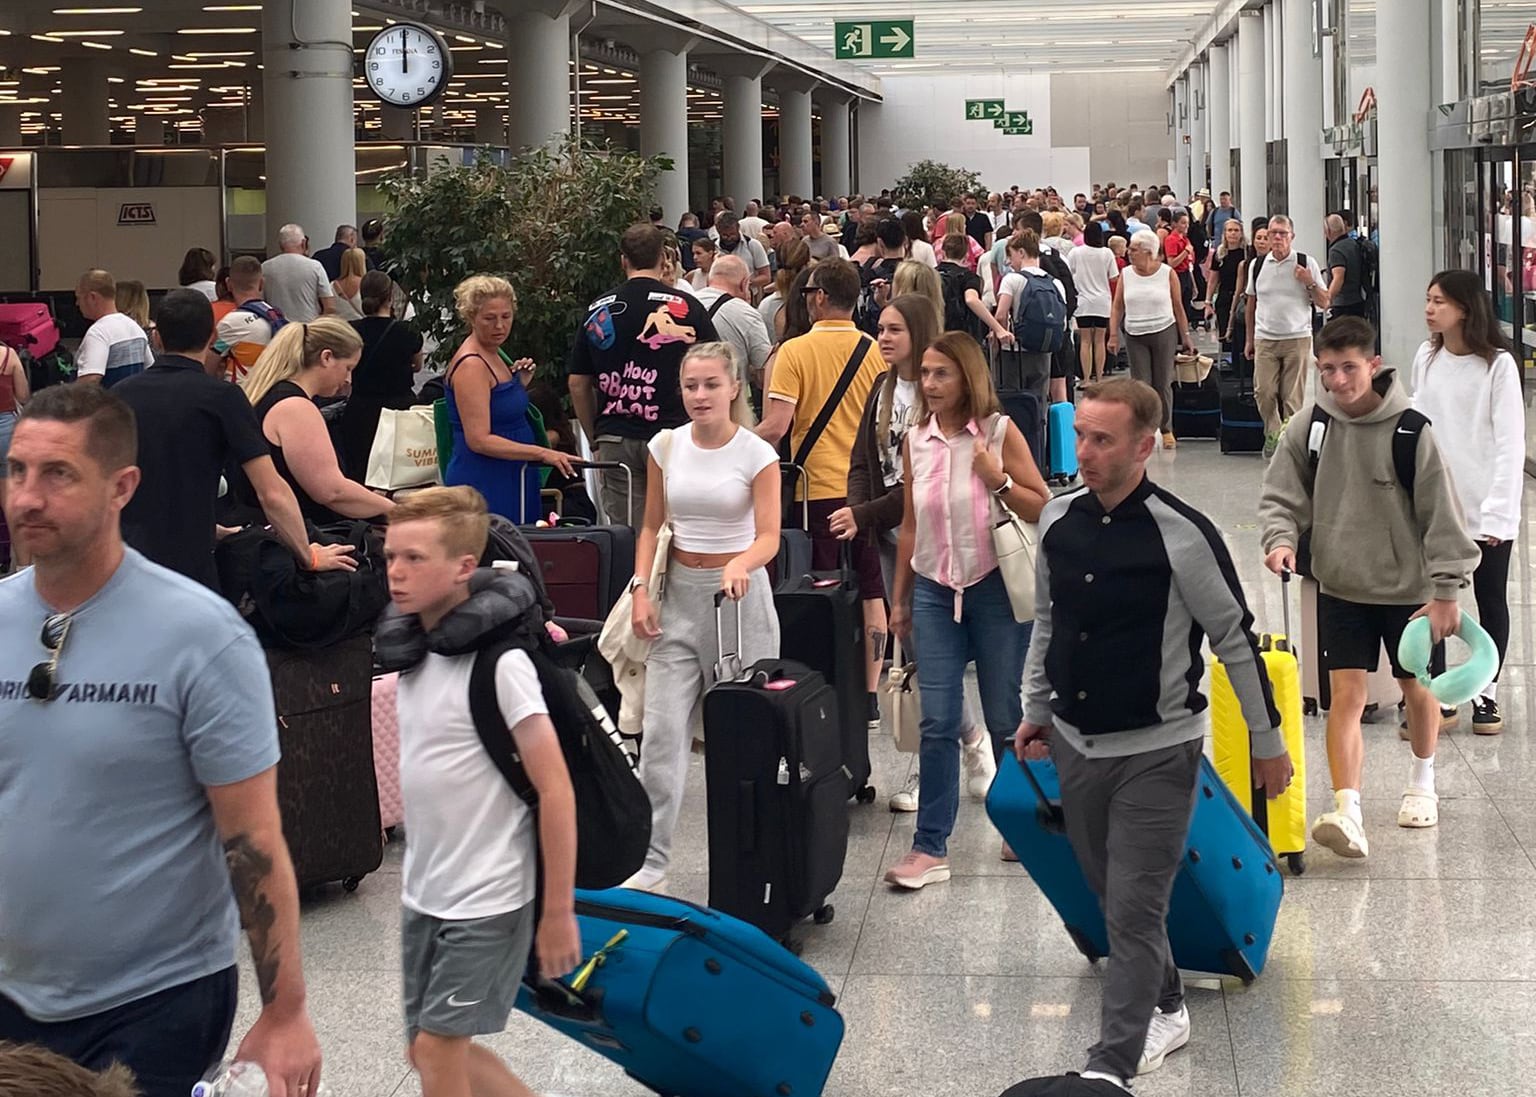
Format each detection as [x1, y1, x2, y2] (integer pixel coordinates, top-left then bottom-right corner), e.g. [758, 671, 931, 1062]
[635, 34, 694, 224]
[0, 107, 21, 148]
[380, 107, 415, 141]
[1377, 0, 1434, 367]
[1209, 44, 1232, 203]
[1283, 0, 1326, 253]
[818, 93, 851, 198]
[261, 0, 356, 252]
[135, 117, 167, 146]
[1174, 76, 1189, 196]
[1264, 2, 1280, 141]
[497, 0, 579, 151]
[474, 104, 505, 146]
[772, 73, 815, 200]
[711, 57, 774, 206]
[1190, 62, 1207, 197]
[1238, 11, 1267, 217]
[60, 57, 110, 146]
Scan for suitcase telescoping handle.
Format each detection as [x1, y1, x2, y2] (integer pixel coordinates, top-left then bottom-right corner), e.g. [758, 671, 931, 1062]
[712, 590, 744, 683]
[780, 462, 811, 532]
[1013, 754, 1069, 836]
[571, 459, 634, 525]
[1279, 567, 1292, 646]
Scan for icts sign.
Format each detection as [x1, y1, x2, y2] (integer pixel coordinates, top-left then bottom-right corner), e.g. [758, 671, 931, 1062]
[118, 203, 156, 226]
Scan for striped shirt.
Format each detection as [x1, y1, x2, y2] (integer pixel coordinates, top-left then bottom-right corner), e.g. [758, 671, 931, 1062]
[909, 412, 1002, 619]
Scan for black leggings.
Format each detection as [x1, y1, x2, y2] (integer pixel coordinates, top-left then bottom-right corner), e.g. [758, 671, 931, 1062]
[1475, 539, 1514, 682]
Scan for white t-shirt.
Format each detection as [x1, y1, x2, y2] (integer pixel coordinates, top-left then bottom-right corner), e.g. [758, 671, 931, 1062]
[738, 215, 768, 241]
[713, 235, 769, 274]
[1247, 249, 1327, 340]
[908, 238, 938, 269]
[1410, 341, 1526, 543]
[998, 267, 1066, 325]
[186, 280, 218, 301]
[398, 648, 545, 919]
[650, 423, 778, 554]
[260, 252, 333, 323]
[76, 312, 153, 387]
[879, 376, 919, 489]
[1067, 245, 1119, 318]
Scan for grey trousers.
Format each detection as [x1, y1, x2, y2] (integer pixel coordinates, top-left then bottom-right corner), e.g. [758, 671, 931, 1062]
[1124, 323, 1178, 432]
[594, 434, 650, 528]
[638, 562, 779, 875]
[1052, 735, 1203, 1081]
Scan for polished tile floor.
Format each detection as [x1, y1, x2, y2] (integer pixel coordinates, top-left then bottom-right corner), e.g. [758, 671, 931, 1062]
[237, 443, 1536, 1097]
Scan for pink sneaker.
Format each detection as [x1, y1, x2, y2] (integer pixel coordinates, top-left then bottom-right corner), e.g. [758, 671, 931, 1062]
[883, 850, 952, 890]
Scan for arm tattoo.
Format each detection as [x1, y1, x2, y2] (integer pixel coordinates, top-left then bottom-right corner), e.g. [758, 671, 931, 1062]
[224, 833, 280, 1005]
[869, 628, 887, 664]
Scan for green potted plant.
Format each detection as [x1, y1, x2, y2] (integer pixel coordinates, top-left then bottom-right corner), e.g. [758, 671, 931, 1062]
[892, 159, 987, 212]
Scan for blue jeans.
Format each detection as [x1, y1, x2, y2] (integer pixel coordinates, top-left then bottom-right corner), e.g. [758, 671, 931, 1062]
[910, 569, 1032, 857]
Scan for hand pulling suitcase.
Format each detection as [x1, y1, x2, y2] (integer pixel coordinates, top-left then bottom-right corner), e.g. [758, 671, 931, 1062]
[1171, 375, 1222, 440]
[987, 751, 1284, 983]
[768, 463, 814, 587]
[772, 545, 874, 803]
[370, 672, 404, 832]
[1209, 571, 1307, 875]
[703, 596, 849, 944]
[1046, 400, 1077, 483]
[1219, 371, 1265, 454]
[1298, 575, 1397, 719]
[515, 887, 844, 1097]
[524, 460, 637, 620]
[266, 634, 383, 891]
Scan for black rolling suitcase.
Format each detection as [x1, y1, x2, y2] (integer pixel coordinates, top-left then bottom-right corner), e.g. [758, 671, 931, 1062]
[992, 345, 1047, 471]
[523, 461, 636, 619]
[1171, 374, 1222, 439]
[768, 463, 814, 587]
[773, 546, 874, 803]
[1219, 369, 1265, 454]
[703, 596, 849, 946]
[265, 634, 382, 892]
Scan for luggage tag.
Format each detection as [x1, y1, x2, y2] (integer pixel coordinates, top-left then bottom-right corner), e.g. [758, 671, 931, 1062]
[568, 928, 629, 994]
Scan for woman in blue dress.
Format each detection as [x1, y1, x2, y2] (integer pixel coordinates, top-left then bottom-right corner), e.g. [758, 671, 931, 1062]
[444, 275, 576, 521]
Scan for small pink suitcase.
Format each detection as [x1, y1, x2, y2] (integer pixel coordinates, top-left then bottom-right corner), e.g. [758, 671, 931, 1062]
[0, 303, 60, 358]
[371, 673, 404, 832]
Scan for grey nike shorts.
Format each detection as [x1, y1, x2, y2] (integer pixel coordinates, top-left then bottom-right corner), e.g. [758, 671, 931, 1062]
[401, 903, 535, 1041]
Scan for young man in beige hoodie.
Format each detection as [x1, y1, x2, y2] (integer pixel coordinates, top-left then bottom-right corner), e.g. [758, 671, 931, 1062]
[1258, 316, 1479, 860]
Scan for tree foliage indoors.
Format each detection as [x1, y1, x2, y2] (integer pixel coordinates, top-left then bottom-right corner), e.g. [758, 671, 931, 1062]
[892, 159, 987, 211]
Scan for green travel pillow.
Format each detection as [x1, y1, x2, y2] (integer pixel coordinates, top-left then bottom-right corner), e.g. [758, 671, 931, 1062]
[1396, 612, 1500, 707]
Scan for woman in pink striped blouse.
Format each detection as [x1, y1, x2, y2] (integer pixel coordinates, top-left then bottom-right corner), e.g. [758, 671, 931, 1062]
[884, 332, 1051, 890]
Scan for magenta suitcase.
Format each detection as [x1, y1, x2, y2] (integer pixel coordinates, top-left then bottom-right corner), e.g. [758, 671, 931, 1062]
[371, 672, 404, 832]
[0, 303, 60, 358]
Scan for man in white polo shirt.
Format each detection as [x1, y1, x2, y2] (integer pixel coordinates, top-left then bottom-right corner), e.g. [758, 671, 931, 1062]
[1242, 214, 1331, 458]
[74, 269, 153, 389]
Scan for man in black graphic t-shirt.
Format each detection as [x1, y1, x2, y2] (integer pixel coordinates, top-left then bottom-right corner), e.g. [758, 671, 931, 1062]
[568, 223, 718, 526]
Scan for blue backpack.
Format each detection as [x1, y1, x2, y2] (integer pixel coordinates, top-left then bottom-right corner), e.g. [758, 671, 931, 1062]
[236, 299, 289, 332]
[1012, 271, 1066, 353]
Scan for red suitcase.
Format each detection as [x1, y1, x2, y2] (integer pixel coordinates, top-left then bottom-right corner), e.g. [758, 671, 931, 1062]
[0, 303, 60, 359]
[523, 461, 635, 620]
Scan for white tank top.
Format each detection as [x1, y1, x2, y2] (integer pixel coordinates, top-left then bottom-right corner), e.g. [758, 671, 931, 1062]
[1121, 263, 1176, 336]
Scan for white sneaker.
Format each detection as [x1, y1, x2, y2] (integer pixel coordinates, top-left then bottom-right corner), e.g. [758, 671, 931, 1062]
[621, 867, 667, 893]
[1137, 1004, 1191, 1074]
[889, 771, 920, 813]
[1312, 810, 1370, 859]
[962, 731, 997, 799]
[1079, 1070, 1131, 1091]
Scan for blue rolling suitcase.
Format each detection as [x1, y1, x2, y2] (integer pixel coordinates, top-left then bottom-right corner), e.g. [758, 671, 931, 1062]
[1046, 401, 1077, 484]
[986, 753, 1284, 983]
[515, 888, 844, 1097]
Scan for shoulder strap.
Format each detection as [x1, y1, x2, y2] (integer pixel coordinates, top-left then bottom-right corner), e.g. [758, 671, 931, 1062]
[447, 351, 496, 384]
[706, 294, 731, 320]
[791, 336, 872, 469]
[1392, 409, 1428, 497]
[469, 638, 539, 808]
[1304, 405, 1332, 487]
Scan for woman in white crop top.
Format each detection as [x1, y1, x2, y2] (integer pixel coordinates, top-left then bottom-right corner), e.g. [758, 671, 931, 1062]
[626, 342, 782, 890]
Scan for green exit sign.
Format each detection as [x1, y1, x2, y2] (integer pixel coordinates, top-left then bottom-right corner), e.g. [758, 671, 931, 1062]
[834, 20, 915, 60]
[965, 99, 1005, 121]
[993, 110, 1030, 130]
[1004, 122, 1035, 136]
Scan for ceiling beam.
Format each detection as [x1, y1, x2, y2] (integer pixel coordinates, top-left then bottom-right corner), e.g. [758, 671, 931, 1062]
[1164, 0, 1266, 88]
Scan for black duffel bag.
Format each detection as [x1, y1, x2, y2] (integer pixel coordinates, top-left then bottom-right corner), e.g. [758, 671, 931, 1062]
[216, 519, 389, 650]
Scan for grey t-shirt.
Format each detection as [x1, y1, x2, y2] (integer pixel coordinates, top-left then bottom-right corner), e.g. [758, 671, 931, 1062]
[696, 288, 772, 373]
[0, 549, 280, 1021]
[1327, 237, 1365, 307]
[261, 252, 333, 323]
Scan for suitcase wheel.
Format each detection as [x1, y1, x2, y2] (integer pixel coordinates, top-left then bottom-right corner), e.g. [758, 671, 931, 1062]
[813, 904, 835, 926]
[1223, 947, 1258, 986]
[854, 785, 877, 805]
[1303, 697, 1319, 716]
[1287, 852, 1306, 876]
[342, 876, 363, 893]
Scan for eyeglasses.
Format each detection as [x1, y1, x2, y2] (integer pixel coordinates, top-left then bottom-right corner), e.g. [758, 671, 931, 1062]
[26, 613, 71, 702]
[800, 284, 823, 296]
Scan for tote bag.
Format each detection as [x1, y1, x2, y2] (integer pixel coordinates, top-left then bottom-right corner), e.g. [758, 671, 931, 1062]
[366, 407, 440, 490]
[879, 638, 921, 754]
[986, 415, 1038, 623]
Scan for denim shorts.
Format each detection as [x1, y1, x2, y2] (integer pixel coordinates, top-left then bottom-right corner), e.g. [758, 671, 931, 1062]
[0, 410, 16, 478]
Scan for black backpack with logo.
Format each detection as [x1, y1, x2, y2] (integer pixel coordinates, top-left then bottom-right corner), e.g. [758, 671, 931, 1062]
[938, 263, 984, 339]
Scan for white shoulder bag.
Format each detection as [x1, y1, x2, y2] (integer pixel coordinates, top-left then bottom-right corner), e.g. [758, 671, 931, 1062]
[879, 637, 922, 754]
[986, 414, 1039, 623]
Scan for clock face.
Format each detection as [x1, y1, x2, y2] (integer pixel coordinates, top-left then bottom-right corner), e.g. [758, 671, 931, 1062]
[364, 23, 453, 109]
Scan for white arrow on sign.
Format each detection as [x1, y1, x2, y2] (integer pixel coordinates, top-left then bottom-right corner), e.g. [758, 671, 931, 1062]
[881, 25, 911, 53]
[987, 102, 1004, 117]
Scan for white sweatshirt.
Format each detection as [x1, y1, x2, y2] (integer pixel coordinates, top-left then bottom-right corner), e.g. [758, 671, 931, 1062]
[1409, 340, 1525, 542]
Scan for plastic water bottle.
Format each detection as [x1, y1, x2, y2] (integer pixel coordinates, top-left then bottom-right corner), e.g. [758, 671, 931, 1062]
[191, 1061, 332, 1097]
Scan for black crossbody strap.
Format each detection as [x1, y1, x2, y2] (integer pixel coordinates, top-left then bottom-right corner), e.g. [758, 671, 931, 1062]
[791, 336, 871, 470]
[706, 293, 731, 320]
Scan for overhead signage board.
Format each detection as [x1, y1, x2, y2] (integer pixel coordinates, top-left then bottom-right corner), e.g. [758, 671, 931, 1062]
[834, 20, 915, 60]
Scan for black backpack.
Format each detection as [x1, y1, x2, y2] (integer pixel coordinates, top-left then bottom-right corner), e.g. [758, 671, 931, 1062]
[937, 263, 982, 338]
[1353, 235, 1379, 295]
[856, 257, 898, 336]
[468, 634, 651, 891]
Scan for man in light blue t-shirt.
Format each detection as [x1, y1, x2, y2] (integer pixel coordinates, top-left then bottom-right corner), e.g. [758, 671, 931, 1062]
[0, 385, 322, 1097]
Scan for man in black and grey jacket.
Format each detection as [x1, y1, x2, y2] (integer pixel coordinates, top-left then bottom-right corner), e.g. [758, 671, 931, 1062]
[1014, 377, 1293, 1091]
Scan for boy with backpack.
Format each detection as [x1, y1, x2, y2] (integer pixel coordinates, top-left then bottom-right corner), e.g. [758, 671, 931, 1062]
[937, 233, 1011, 345]
[1258, 317, 1479, 861]
[381, 486, 581, 1097]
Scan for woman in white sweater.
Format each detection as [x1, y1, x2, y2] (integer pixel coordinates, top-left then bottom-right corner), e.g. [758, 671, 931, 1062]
[1413, 270, 1525, 733]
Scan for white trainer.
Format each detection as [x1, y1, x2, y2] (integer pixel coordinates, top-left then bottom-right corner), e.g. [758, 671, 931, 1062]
[1079, 1070, 1132, 1091]
[889, 771, 920, 813]
[1312, 810, 1370, 859]
[1137, 1004, 1191, 1074]
[962, 731, 997, 799]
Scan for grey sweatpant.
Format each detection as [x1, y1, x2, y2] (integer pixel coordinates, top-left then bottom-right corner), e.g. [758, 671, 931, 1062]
[638, 562, 779, 875]
[1124, 322, 1178, 432]
[1052, 735, 1203, 1081]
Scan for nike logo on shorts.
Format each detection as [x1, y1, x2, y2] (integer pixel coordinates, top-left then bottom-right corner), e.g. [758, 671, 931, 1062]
[446, 993, 484, 1008]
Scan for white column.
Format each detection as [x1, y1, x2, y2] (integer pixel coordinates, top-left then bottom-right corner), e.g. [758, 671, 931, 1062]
[1190, 62, 1208, 196]
[60, 56, 110, 145]
[1174, 76, 1190, 196]
[497, 0, 577, 151]
[1238, 11, 1267, 218]
[818, 93, 851, 198]
[1283, 0, 1326, 253]
[777, 85, 814, 200]
[1209, 43, 1232, 202]
[1377, 0, 1434, 367]
[261, 0, 356, 251]
[637, 41, 692, 224]
[713, 58, 774, 205]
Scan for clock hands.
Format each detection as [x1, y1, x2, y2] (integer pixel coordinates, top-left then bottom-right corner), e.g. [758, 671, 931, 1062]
[401, 27, 409, 74]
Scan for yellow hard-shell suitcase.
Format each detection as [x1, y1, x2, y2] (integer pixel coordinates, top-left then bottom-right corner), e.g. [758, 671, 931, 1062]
[1210, 571, 1307, 876]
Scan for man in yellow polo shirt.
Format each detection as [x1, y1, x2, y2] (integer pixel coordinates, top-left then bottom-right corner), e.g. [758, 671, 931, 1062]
[757, 258, 890, 725]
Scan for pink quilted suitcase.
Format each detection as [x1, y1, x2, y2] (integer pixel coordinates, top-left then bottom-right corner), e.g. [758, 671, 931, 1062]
[371, 673, 404, 832]
[0, 303, 60, 358]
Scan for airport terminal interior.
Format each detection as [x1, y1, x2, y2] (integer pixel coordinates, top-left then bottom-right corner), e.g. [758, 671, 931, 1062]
[5, 0, 1536, 1095]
